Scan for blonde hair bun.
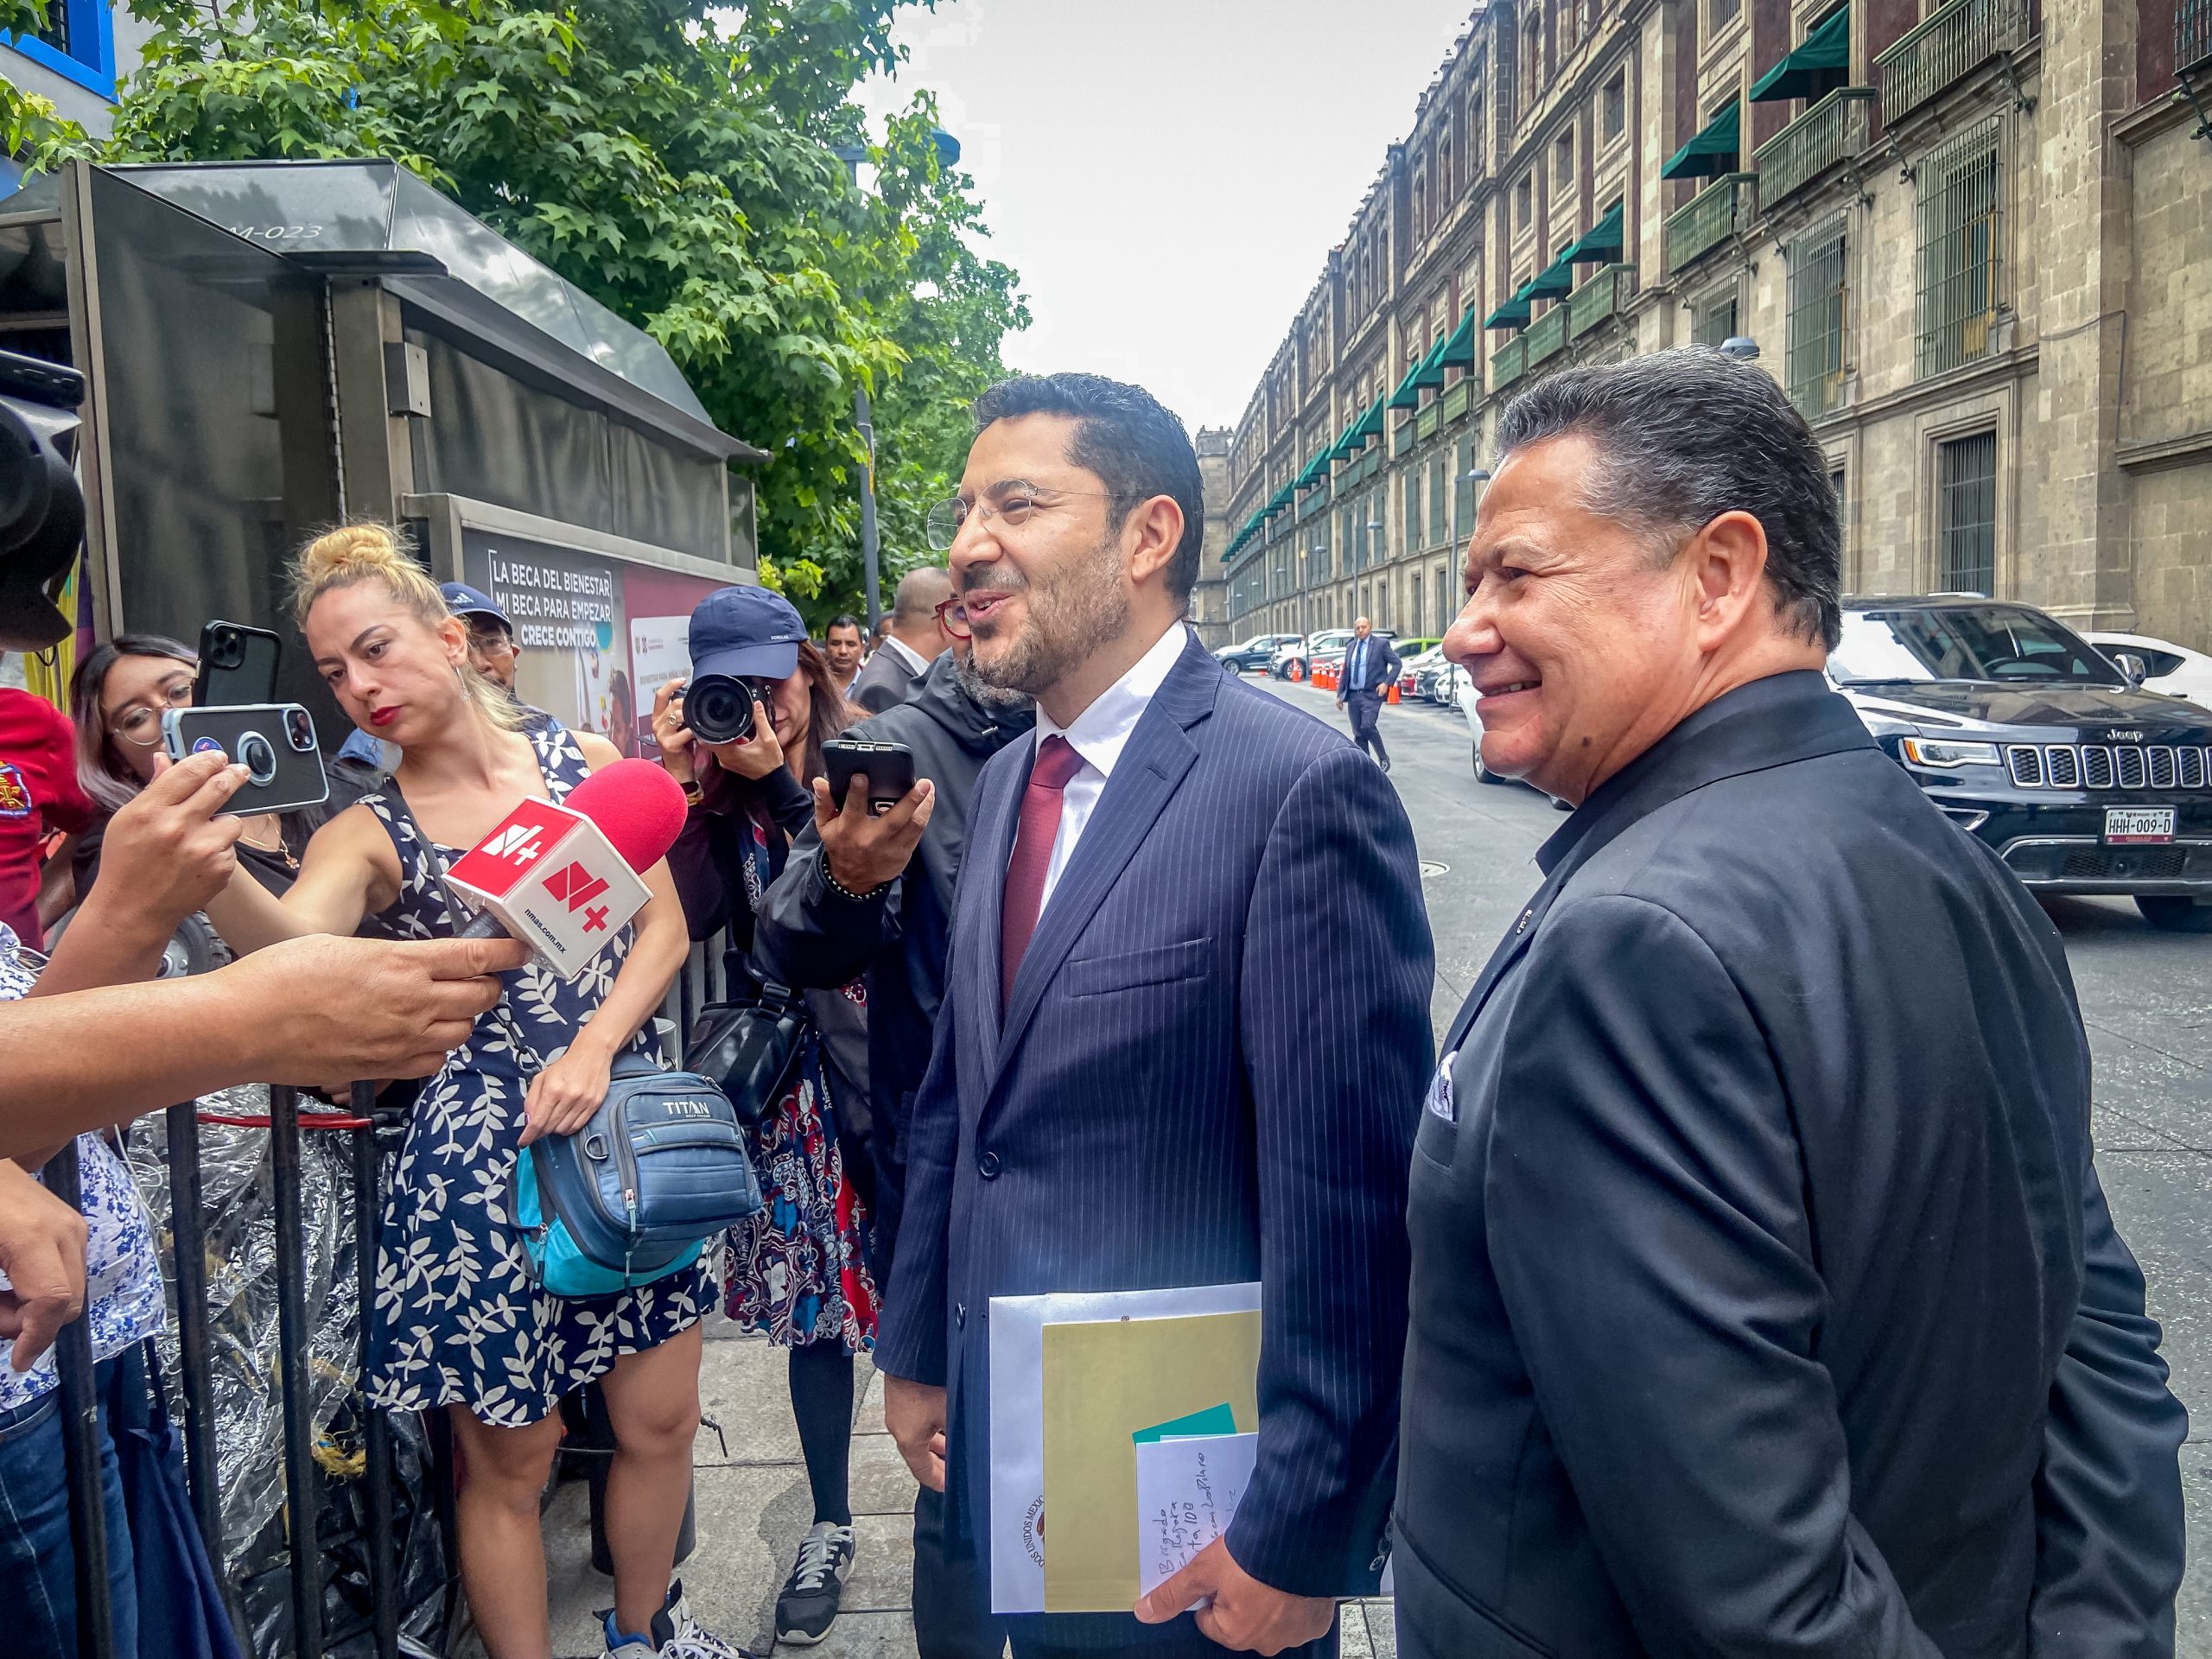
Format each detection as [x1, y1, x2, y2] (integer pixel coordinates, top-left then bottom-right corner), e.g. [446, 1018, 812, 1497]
[295, 523, 413, 594]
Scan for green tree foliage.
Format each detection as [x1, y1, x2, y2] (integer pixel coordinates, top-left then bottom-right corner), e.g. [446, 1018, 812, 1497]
[3, 0, 1025, 626]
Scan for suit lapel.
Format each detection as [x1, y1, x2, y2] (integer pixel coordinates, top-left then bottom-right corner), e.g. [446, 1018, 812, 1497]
[987, 638, 1219, 1084]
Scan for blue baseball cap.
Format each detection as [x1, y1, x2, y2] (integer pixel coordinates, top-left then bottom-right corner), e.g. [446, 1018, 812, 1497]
[690, 585, 804, 681]
[441, 582, 510, 628]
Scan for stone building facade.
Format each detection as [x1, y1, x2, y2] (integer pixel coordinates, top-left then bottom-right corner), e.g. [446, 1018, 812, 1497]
[1188, 425, 1236, 646]
[1221, 0, 2212, 652]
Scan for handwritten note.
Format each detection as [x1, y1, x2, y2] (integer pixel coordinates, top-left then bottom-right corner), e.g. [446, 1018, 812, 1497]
[1133, 1431, 1259, 1598]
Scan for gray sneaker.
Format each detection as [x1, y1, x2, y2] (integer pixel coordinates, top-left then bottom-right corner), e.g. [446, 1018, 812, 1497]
[773, 1522, 856, 1646]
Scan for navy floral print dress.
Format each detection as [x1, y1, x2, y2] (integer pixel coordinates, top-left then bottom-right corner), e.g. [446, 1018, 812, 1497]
[359, 720, 709, 1427]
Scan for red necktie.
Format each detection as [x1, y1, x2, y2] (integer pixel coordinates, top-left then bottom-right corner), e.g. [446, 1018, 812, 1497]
[1001, 734, 1084, 1008]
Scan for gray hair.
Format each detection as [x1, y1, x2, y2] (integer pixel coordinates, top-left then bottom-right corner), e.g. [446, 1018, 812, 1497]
[1493, 347, 1842, 649]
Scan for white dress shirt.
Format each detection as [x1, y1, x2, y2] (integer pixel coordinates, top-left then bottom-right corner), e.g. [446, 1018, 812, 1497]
[1029, 622, 1190, 912]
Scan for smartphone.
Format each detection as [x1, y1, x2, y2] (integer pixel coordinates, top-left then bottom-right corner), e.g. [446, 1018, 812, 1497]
[194, 620, 283, 707]
[820, 739, 918, 817]
[162, 703, 330, 817]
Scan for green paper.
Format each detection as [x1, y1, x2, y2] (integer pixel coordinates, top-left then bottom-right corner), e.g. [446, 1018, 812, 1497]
[1132, 1402, 1237, 1445]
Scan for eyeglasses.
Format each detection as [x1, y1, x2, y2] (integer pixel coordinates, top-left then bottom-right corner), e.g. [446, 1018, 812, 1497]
[933, 598, 971, 640]
[108, 678, 193, 747]
[924, 486, 1133, 552]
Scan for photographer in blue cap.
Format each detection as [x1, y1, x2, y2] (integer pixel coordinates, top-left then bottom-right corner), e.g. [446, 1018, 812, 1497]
[652, 584, 889, 1647]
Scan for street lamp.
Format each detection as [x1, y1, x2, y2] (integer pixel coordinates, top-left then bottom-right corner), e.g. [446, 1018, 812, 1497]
[829, 128, 963, 631]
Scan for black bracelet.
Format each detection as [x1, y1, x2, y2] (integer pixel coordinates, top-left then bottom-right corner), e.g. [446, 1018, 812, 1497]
[820, 860, 891, 903]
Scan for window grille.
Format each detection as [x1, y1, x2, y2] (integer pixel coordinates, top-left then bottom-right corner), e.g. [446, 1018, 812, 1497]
[1785, 222, 1848, 418]
[1428, 456, 1448, 546]
[1914, 120, 2002, 380]
[1404, 470, 1422, 556]
[1604, 73, 1627, 139]
[1710, 0, 1741, 32]
[1936, 431, 1997, 595]
[1454, 437, 1478, 541]
[1694, 292, 1738, 348]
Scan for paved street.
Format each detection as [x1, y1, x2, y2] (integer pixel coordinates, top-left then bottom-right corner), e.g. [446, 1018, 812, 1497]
[547, 671, 2212, 1656]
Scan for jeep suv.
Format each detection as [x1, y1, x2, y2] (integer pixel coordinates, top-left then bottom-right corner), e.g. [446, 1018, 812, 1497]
[1831, 597, 2212, 931]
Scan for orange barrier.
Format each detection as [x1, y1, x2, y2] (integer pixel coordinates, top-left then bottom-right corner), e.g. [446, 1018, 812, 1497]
[1388, 684, 1402, 704]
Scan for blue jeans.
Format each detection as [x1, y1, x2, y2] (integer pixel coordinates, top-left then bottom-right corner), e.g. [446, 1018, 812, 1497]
[0, 1365, 139, 1659]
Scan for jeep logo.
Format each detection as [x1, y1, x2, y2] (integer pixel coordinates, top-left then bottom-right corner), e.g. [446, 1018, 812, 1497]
[2108, 729, 2145, 743]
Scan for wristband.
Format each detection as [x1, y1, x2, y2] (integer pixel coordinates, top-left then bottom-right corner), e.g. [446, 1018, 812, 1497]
[821, 860, 891, 903]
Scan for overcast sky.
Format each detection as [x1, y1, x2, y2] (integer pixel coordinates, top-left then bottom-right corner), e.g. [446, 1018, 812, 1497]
[857, 1, 1480, 435]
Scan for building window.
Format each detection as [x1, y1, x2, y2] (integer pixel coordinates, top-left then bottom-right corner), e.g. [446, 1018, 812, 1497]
[1708, 0, 1741, 35]
[1559, 0, 1581, 56]
[1404, 469, 1422, 556]
[1469, 93, 1485, 174]
[1603, 72, 1627, 140]
[1522, 15, 1543, 105]
[1693, 291, 1738, 347]
[8, 0, 117, 97]
[1936, 431, 1997, 595]
[1829, 467, 1847, 539]
[1516, 174, 1535, 228]
[1454, 436, 1478, 541]
[1553, 130, 1574, 189]
[1441, 131, 1456, 200]
[1915, 120, 2003, 381]
[1428, 454, 1448, 546]
[1785, 221, 1848, 418]
[1412, 572, 1425, 639]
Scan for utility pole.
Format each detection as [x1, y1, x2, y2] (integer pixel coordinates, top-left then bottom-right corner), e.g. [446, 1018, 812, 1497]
[855, 384, 881, 632]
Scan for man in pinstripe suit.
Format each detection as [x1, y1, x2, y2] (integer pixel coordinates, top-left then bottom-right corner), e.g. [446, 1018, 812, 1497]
[877, 374, 1433, 1659]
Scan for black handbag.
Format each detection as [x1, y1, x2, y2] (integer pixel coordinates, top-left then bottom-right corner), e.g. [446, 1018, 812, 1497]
[683, 974, 810, 1128]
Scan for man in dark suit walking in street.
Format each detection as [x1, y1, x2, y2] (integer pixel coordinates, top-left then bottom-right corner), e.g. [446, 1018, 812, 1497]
[1333, 617, 1399, 772]
[877, 372, 1433, 1659]
[1396, 348, 2188, 1656]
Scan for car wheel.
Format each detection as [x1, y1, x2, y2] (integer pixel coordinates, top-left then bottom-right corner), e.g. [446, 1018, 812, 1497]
[1473, 741, 1510, 785]
[2136, 894, 2212, 932]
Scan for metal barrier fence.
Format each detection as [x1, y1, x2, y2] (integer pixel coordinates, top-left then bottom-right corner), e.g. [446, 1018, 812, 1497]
[46, 930, 732, 1659]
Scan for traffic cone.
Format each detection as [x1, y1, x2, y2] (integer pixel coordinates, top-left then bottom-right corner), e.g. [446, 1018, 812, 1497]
[1288, 662, 1303, 683]
[1389, 683, 1401, 704]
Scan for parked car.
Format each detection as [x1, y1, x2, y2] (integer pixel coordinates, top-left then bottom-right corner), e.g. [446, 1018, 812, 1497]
[1216, 632, 1303, 674]
[1427, 658, 1467, 706]
[1458, 665, 1512, 785]
[1394, 639, 1443, 696]
[1274, 627, 1356, 681]
[1832, 596, 2212, 931]
[1308, 627, 1396, 685]
[2084, 631, 2212, 713]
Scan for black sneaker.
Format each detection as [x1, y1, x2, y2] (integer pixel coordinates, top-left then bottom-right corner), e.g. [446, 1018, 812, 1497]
[773, 1522, 855, 1646]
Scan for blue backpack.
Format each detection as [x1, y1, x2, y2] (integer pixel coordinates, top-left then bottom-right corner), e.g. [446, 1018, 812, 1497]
[512, 1054, 764, 1298]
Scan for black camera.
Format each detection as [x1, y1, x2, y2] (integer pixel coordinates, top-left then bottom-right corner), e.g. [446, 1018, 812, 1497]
[0, 347, 86, 652]
[684, 673, 771, 744]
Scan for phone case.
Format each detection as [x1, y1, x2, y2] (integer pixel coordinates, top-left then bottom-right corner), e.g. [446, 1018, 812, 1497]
[162, 703, 331, 817]
[195, 620, 284, 708]
[822, 740, 917, 812]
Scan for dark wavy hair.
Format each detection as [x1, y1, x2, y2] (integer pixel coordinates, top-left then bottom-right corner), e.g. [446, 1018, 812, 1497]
[68, 632, 197, 813]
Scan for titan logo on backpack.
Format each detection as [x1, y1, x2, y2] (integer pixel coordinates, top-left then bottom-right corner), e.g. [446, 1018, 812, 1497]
[445, 799, 650, 979]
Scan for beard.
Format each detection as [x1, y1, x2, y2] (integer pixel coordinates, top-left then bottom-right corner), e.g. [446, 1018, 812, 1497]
[955, 650, 1031, 709]
[965, 534, 1130, 698]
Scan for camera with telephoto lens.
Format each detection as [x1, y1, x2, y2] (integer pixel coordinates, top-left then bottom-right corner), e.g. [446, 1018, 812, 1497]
[683, 673, 771, 744]
[0, 347, 86, 652]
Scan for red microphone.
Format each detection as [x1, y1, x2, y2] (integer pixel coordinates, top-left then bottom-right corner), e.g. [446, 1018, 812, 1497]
[442, 758, 688, 978]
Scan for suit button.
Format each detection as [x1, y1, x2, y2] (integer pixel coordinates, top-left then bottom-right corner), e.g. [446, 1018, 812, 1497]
[956, 1302, 967, 1329]
[977, 1149, 1001, 1179]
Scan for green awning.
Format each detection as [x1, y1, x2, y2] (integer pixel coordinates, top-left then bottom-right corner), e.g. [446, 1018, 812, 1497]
[1349, 395, 1385, 448]
[1438, 308, 1479, 368]
[1525, 241, 1578, 300]
[1262, 483, 1294, 518]
[1750, 6, 1851, 103]
[1388, 349, 1428, 410]
[1661, 101, 1741, 180]
[1483, 296, 1531, 330]
[1413, 334, 1449, 391]
[1295, 448, 1330, 491]
[1323, 412, 1361, 463]
[1562, 200, 1626, 264]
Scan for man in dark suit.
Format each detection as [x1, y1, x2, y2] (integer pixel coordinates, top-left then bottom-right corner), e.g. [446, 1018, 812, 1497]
[877, 372, 1433, 1658]
[1398, 348, 2188, 1656]
[1333, 618, 1399, 772]
[850, 566, 956, 713]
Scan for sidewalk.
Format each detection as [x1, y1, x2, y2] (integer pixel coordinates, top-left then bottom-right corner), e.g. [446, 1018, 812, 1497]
[542, 1316, 1400, 1657]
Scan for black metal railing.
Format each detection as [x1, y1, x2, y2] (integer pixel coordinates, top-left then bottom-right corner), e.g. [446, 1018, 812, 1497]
[50, 931, 733, 1659]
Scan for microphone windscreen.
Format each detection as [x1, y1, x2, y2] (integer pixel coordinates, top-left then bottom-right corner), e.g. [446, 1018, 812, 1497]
[564, 758, 689, 874]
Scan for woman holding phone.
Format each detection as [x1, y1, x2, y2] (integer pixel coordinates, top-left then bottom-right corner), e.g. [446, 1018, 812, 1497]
[652, 585, 879, 1649]
[199, 524, 731, 1659]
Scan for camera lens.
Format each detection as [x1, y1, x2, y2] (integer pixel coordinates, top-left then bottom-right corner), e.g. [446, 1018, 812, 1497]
[685, 674, 756, 744]
[237, 732, 277, 786]
[284, 707, 316, 752]
[212, 627, 244, 669]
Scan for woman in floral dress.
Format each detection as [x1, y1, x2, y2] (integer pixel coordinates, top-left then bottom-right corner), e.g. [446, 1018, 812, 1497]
[202, 524, 728, 1659]
[653, 586, 879, 1647]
